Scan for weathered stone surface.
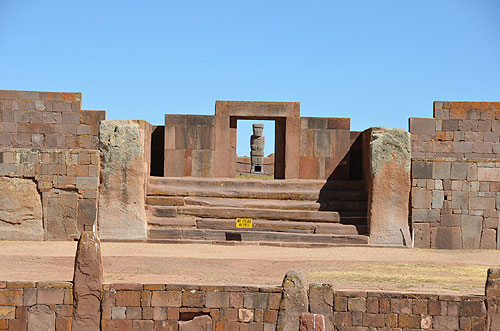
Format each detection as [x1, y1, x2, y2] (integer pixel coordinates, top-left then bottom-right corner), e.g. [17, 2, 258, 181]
[98, 120, 147, 239]
[299, 313, 325, 331]
[431, 226, 462, 249]
[486, 268, 500, 330]
[72, 232, 103, 331]
[277, 270, 308, 331]
[366, 128, 411, 246]
[28, 305, 55, 331]
[45, 190, 78, 240]
[0, 177, 43, 240]
[178, 315, 212, 331]
[461, 215, 482, 249]
[309, 284, 333, 330]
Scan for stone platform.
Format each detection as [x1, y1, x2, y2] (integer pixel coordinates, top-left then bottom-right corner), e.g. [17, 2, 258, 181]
[145, 176, 369, 245]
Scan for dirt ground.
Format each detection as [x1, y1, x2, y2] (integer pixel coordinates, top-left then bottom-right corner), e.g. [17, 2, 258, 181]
[0, 241, 498, 295]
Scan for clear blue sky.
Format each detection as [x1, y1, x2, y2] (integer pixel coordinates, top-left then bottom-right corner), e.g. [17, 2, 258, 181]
[1, 0, 499, 156]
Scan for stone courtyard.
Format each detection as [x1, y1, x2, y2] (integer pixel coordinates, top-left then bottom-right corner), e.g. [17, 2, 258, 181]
[1, 89, 500, 329]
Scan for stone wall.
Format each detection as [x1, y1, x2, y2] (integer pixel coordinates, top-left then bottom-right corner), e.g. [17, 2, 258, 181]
[0, 90, 105, 150]
[410, 102, 500, 249]
[299, 117, 351, 179]
[0, 281, 73, 330]
[0, 281, 491, 330]
[0, 148, 99, 240]
[101, 283, 281, 330]
[164, 115, 215, 177]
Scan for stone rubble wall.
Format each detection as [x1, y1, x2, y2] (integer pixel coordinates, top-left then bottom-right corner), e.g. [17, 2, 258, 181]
[410, 102, 500, 249]
[0, 148, 99, 240]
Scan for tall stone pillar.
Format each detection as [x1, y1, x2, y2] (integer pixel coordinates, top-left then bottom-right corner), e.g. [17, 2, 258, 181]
[277, 270, 308, 331]
[72, 231, 103, 331]
[363, 127, 412, 246]
[98, 120, 147, 240]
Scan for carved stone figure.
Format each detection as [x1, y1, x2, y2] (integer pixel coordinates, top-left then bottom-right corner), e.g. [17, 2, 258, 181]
[250, 123, 265, 173]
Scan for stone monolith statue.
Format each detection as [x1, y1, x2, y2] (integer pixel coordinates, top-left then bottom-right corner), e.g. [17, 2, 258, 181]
[250, 123, 265, 173]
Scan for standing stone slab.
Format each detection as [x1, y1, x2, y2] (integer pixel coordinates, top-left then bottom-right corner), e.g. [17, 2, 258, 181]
[364, 128, 411, 246]
[486, 268, 500, 330]
[72, 231, 103, 331]
[277, 270, 308, 331]
[98, 120, 147, 239]
[0, 177, 43, 240]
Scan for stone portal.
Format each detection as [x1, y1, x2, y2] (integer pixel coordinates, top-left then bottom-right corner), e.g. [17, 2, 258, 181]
[250, 123, 265, 173]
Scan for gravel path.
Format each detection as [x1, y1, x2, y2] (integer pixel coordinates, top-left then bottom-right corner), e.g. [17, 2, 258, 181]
[0, 241, 498, 295]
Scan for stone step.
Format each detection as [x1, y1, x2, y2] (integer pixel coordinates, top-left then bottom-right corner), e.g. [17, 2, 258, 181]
[147, 177, 366, 201]
[145, 196, 367, 211]
[147, 206, 340, 223]
[148, 228, 369, 245]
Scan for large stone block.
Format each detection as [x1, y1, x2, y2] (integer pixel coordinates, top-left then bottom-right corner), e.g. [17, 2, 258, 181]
[45, 190, 78, 240]
[461, 215, 482, 249]
[0, 177, 43, 240]
[277, 270, 308, 331]
[28, 305, 55, 331]
[299, 313, 325, 331]
[98, 120, 147, 239]
[413, 223, 430, 248]
[431, 227, 462, 249]
[367, 128, 411, 246]
[486, 269, 500, 330]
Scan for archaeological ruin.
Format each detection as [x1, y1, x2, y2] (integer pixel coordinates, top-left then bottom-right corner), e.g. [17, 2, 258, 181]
[0, 90, 499, 250]
[1, 89, 500, 329]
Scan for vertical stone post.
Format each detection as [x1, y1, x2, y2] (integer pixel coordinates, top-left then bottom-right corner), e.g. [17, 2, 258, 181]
[363, 127, 412, 246]
[299, 313, 326, 331]
[277, 270, 308, 331]
[486, 268, 500, 330]
[72, 231, 103, 331]
[98, 120, 147, 240]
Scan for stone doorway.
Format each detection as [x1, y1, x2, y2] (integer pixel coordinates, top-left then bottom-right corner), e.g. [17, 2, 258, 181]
[235, 119, 276, 178]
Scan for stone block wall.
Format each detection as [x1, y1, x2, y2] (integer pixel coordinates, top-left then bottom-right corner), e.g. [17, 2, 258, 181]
[410, 102, 500, 249]
[299, 117, 351, 179]
[325, 289, 486, 330]
[100, 283, 281, 330]
[0, 90, 105, 150]
[0, 148, 100, 240]
[164, 115, 215, 177]
[0, 281, 73, 330]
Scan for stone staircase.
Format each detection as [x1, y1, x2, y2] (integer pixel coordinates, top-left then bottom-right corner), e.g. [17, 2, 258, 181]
[145, 176, 369, 246]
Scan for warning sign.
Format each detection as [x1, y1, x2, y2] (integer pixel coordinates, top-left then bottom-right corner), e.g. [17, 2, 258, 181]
[236, 218, 253, 228]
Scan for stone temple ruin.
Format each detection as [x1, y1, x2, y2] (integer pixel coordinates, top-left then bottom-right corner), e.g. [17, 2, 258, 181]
[0, 90, 499, 250]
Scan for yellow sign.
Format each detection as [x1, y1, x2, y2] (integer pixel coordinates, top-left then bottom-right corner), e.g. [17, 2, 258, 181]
[236, 218, 253, 228]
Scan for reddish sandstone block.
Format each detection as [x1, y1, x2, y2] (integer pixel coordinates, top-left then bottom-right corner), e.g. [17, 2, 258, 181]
[362, 313, 384, 327]
[230, 292, 243, 308]
[7, 320, 27, 331]
[167, 307, 179, 320]
[0, 289, 22, 306]
[264, 310, 278, 323]
[221, 308, 238, 322]
[333, 312, 351, 326]
[115, 290, 141, 307]
[215, 321, 240, 331]
[101, 320, 133, 331]
[0, 320, 7, 329]
[409, 118, 436, 134]
[182, 290, 205, 307]
[132, 320, 154, 331]
[399, 314, 420, 328]
[151, 291, 182, 307]
[55, 316, 72, 331]
[205, 292, 229, 308]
